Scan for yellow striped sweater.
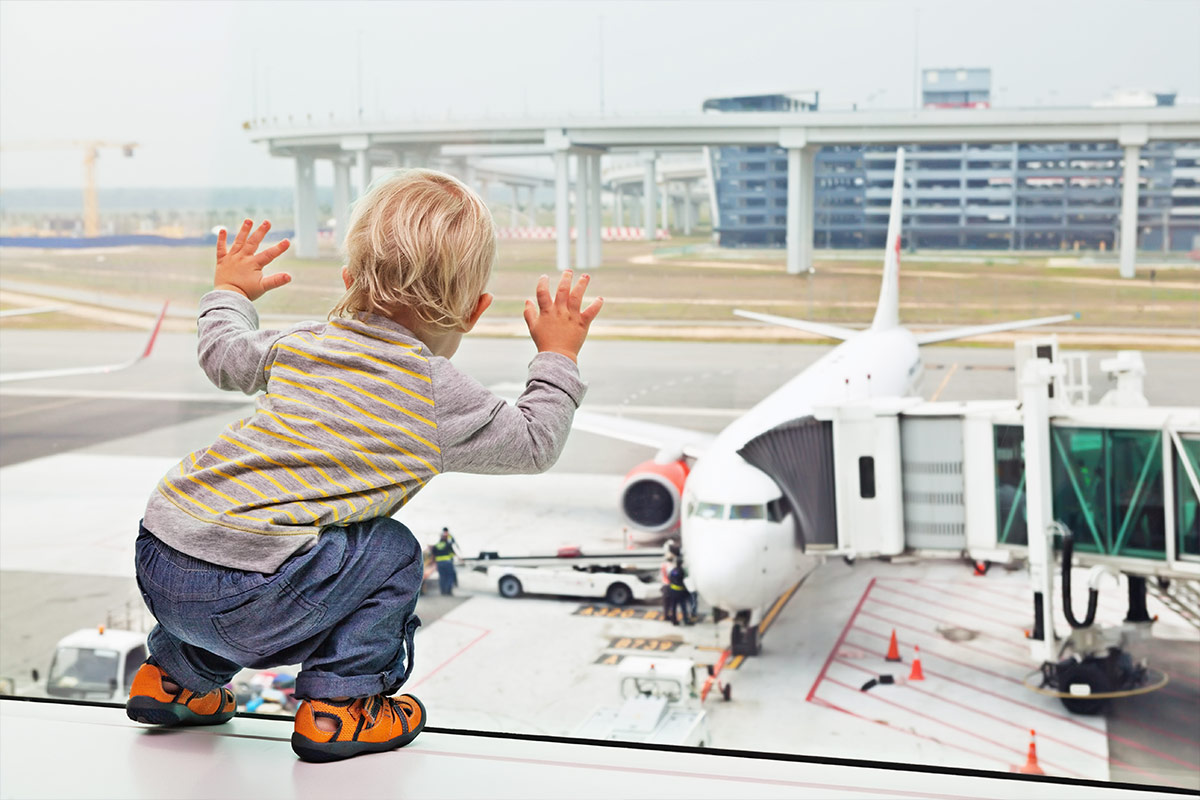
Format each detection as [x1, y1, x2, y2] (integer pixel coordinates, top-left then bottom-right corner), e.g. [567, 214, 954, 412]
[142, 291, 586, 572]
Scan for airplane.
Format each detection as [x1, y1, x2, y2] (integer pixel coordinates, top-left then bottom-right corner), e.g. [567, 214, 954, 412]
[0, 301, 169, 383]
[572, 148, 1074, 655]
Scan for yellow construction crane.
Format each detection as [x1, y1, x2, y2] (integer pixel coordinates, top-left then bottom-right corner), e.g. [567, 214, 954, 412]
[0, 140, 138, 236]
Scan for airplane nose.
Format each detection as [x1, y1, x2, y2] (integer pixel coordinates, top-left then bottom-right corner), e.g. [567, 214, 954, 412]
[682, 520, 763, 610]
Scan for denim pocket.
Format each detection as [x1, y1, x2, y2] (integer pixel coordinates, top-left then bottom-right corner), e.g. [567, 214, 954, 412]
[212, 579, 327, 659]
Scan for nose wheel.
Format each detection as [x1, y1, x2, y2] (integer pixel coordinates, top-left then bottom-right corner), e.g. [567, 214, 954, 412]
[731, 611, 761, 656]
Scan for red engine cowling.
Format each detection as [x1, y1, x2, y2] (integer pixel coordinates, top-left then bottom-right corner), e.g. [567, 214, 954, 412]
[619, 459, 690, 533]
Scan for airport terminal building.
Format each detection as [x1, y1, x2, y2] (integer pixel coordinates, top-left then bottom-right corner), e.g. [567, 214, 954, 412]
[707, 71, 1200, 251]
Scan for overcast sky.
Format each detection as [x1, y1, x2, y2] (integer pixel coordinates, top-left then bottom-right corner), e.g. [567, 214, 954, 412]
[2, 0, 1197, 188]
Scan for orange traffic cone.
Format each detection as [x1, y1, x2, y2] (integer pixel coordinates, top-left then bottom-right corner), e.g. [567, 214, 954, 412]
[1016, 729, 1045, 775]
[885, 629, 902, 662]
[908, 646, 925, 681]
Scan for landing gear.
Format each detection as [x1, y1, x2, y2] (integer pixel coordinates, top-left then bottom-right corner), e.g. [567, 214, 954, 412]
[731, 611, 760, 656]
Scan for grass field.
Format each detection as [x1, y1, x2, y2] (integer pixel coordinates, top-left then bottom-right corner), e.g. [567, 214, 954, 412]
[1, 238, 1197, 337]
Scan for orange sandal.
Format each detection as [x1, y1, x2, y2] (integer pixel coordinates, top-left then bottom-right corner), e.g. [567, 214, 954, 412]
[291, 694, 426, 763]
[125, 662, 236, 727]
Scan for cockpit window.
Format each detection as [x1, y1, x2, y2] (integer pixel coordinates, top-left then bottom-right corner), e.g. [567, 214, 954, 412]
[729, 504, 765, 520]
[693, 502, 726, 520]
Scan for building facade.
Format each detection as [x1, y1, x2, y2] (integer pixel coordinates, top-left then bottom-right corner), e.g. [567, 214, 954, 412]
[707, 79, 1200, 251]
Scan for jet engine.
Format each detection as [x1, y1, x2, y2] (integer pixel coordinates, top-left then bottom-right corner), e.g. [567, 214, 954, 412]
[619, 458, 689, 533]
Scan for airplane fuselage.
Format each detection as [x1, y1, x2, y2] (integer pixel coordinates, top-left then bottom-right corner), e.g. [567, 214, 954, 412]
[680, 326, 921, 618]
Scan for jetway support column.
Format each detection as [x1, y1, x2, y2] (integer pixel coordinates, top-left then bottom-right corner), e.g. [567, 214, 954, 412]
[293, 154, 318, 259]
[554, 150, 570, 272]
[1119, 125, 1148, 279]
[642, 150, 657, 242]
[588, 153, 602, 266]
[1021, 357, 1063, 664]
[575, 153, 590, 269]
[332, 159, 352, 249]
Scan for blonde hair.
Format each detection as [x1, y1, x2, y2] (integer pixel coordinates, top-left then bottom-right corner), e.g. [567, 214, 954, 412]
[331, 169, 496, 331]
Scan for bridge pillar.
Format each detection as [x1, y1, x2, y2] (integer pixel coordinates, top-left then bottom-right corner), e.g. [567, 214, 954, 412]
[615, 188, 624, 228]
[554, 150, 570, 272]
[357, 149, 372, 198]
[642, 151, 657, 242]
[332, 158, 352, 250]
[661, 181, 670, 232]
[509, 184, 520, 228]
[786, 146, 815, 275]
[588, 154, 603, 266]
[293, 154, 318, 259]
[1118, 125, 1147, 279]
[525, 186, 538, 229]
[575, 153, 591, 269]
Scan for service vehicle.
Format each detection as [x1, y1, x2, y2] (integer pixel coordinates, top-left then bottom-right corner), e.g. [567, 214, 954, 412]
[41, 627, 148, 702]
[466, 547, 665, 606]
[574, 657, 710, 746]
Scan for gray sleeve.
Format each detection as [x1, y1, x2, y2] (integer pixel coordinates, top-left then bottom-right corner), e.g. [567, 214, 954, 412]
[196, 290, 313, 395]
[433, 352, 587, 475]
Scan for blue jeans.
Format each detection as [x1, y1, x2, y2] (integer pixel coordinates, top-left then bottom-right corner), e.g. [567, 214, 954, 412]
[135, 517, 422, 700]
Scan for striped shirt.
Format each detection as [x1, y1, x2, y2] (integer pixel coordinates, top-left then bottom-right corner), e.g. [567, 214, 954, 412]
[142, 291, 586, 572]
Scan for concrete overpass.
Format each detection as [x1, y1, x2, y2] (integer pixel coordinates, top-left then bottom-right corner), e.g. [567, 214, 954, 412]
[248, 106, 1200, 277]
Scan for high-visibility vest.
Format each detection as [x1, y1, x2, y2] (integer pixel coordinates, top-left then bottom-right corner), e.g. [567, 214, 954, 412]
[432, 540, 454, 562]
[668, 566, 685, 592]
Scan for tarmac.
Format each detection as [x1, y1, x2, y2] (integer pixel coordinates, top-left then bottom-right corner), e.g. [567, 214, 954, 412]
[0, 328, 1197, 790]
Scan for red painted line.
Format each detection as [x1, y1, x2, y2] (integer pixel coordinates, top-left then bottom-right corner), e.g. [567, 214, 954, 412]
[822, 676, 1091, 777]
[860, 604, 1032, 668]
[809, 694, 1011, 773]
[872, 583, 1027, 633]
[833, 657, 1105, 766]
[877, 579, 1033, 625]
[847, 625, 1200, 774]
[806, 577, 876, 703]
[409, 626, 491, 689]
[1118, 716, 1200, 754]
[849, 624, 1028, 688]
[887, 577, 1030, 604]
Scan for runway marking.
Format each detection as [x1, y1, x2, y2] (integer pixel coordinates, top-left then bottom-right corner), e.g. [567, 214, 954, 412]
[833, 657, 1100, 772]
[0, 395, 86, 419]
[872, 582, 1029, 633]
[606, 636, 681, 653]
[929, 362, 959, 401]
[806, 577, 876, 703]
[758, 579, 805, 639]
[857, 608, 1031, 669]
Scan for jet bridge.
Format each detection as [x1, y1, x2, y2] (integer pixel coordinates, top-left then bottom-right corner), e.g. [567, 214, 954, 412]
[791, 340, 1200, 585]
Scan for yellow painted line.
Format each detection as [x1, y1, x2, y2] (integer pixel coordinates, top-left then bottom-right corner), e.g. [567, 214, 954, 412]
[930, 362, 960, 402]
[758, 579, 804, 637]
[727, 655, 745, 671]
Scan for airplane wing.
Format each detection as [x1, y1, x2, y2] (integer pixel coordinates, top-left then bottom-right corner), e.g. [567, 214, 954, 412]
[0, 306, 62, 318]
[0, 301, 169, 384]
[733, 309, 859, 342]
[913, 313, 1077, 345]
[572, 409, 713, 459]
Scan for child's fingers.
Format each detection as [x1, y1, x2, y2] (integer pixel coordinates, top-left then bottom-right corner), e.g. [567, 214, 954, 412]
[256, 238, 290, 266]
[555, 270, 572, 309]
[580, 296, 604, 325]
[535, 275, 552, 312]
[216, 228, 228, 260]
[568, 273, 591, 311]
[246, 220, 272, 252]
[260, 272, 292, 294]
[522, 299, 537, 330]
[231, 219, 253, 251]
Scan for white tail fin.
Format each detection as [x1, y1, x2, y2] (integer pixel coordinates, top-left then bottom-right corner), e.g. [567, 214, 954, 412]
[870, 147, 905, 331]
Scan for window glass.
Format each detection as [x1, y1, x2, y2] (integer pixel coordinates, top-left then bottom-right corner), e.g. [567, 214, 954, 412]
[729, 504, 765, 520]
[693, 502, 726, 520]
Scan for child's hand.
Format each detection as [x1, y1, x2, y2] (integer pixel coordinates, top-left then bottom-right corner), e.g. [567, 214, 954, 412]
[523, 270, 603, 362]
[213, 219, 292, 301]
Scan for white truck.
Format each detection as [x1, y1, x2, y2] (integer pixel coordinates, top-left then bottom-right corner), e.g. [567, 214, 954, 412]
[574, 657, 711, 747]
[41, 627, 148, 702]
[471, 547, 665, 606]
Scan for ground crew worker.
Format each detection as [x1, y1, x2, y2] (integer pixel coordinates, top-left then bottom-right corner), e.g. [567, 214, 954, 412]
[431, 529, 458, 596]
[660, 553, 675, 620]
[668, 560, 693, 626]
